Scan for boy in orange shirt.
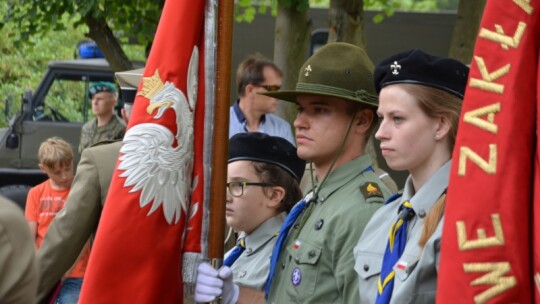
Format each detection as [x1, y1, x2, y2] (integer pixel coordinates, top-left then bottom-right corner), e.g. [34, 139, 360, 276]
[25, 137, 90, 304]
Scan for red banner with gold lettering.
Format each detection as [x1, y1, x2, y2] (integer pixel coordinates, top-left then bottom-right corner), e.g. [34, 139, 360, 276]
[79, 0, 206, 302]
[438, 1, 539, 303]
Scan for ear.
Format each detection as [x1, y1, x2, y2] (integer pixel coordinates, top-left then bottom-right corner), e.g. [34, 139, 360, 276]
[38, 163, 47, 174]
[435, 116, 451, 140]
[267, 186, 285, 209]
[245, 83, 256, 97]
[354, 109, 374, 134]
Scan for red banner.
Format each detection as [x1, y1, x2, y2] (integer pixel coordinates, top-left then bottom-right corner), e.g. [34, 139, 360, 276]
[438, 1, 539, 303]
[79, 0, 206, 302]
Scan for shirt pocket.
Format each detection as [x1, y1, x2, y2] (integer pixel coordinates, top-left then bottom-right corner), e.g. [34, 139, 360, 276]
[286, 239, 322, 299]
[355, 253, 383, 280]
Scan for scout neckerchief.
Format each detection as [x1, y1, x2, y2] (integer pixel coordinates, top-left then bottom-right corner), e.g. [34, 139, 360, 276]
[223, 237, 246, 267]
[376, 200, 415, 304]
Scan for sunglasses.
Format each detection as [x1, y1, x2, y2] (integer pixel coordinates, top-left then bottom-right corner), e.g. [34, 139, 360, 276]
[255, 84, 281, 92]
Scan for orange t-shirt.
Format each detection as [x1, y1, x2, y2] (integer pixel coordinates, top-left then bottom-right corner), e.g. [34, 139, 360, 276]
[25, 180, 91, 278]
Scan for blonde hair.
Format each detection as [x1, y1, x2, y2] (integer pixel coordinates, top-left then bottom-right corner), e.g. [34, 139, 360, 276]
[38, 137, 74, 169]
[400, 84, 462, 152]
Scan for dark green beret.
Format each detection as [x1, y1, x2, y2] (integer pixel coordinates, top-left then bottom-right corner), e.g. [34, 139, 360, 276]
[261, 42, 378, 107]
[374, 49, 469, 98]
[88, 81, 117, 99]
[229, 132, 306, 182]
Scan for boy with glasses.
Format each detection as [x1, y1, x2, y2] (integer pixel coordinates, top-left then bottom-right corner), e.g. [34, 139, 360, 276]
[195, 132, 305, 304]
[229, 55, 295, 145]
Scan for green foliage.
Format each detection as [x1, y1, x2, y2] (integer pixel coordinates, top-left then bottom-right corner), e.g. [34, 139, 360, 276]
[0, 2, 145, 128]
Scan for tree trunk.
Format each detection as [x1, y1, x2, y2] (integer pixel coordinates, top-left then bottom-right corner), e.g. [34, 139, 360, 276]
[448, 0, 487, 64]
[327, 0, 365, 49]
[273, 1, 311, 123]
[326, 0, 383, 168]
[84, 14, 133, 72]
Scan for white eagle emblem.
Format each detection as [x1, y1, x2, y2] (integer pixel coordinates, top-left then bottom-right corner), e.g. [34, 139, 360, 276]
[118, 47, 199, 225]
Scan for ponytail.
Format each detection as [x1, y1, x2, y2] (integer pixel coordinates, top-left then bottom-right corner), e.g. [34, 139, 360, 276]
[418, 194, 446, 248]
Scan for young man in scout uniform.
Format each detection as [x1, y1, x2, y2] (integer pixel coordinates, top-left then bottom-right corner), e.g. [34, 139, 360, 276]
[195, 42, 392, 304]
[79, 81, 126, 153]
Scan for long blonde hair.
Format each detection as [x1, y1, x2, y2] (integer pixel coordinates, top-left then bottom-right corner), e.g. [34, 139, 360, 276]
[399, 84, 463, 247]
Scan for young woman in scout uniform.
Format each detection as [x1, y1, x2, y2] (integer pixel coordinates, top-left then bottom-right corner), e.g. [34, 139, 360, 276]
[353, 49, 469, 304]
[195, 132, 305, 304]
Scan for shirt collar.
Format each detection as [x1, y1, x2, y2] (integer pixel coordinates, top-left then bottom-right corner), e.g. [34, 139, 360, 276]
[315, 153, 373, 203]
[233, 99, 267, 125]
[402, 160, 451, 213]
[244, 213, 284, 252]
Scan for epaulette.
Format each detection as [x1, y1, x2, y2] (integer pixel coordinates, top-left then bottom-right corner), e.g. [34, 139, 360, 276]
[359, 181, 385, 204]
[384, 189, 404, 205]
[89, 139, 122, 148]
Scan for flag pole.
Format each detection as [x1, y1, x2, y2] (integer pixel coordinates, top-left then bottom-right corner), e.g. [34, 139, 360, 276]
[208, 0, 234, 266]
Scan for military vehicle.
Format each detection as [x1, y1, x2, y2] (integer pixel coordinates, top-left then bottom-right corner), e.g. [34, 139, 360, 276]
[0, 58, 122, 207]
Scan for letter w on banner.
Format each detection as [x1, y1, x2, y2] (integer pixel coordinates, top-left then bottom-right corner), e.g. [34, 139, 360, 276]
[79, 0, 208, 302]
[438, 1, 539, 303]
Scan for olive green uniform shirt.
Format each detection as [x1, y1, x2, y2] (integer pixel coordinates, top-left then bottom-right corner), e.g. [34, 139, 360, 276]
[78, 115, 125, 153]
[354, 161, 450, 303]
[37, 141, 122, 303]
[229, 214, 284, 290]
[267, 154, 391, 304]
[0, 195, 38, 304]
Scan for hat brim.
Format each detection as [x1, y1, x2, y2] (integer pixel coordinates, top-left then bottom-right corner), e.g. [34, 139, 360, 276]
[260, 90, 378, 107]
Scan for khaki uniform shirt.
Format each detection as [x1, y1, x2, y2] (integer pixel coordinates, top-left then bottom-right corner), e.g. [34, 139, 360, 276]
[37, 141, 122, 303]
[78, 115, 125, 153]
[228, 214, 284, 290]
[0, 196, 38, 304]
[354, 161, 450, 304]
[267, 154, 391, 304]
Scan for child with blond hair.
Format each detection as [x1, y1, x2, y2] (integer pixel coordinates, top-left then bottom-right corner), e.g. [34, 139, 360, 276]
[25, 136, 90, 304]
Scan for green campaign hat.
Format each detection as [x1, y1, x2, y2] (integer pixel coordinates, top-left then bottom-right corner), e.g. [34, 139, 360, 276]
[261, 42, 378, 107]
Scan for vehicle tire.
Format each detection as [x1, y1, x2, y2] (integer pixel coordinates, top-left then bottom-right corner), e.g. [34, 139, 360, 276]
[0, 185, 31, 210]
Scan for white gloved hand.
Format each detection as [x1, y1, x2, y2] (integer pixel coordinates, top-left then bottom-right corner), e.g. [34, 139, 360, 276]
[194, 263, 239, 304]
[218, 266, 240, 304]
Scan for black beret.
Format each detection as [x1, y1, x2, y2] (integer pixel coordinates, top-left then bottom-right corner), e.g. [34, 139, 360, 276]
[374, 49, 469, 98]
[229, 132, 305, 183]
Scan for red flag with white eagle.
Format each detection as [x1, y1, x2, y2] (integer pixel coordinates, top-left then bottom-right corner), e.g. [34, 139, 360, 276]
[79, 0, 207, 302]
[437, 0, 540, 303]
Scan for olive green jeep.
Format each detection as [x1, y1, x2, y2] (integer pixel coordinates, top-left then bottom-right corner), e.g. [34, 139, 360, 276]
[0, 59, 127, 208]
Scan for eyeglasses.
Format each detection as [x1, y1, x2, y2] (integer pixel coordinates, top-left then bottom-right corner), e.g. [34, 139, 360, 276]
[255, 84, 281, 92]
[226, 181, 275, 197]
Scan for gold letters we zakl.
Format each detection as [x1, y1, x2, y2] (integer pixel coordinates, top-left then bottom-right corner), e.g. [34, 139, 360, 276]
[479, 21, 526, 50]
[458, 144, 497, 176]
[469, 57, 510, 94]
[463, 103, 501, 134]
[513, 0, 533, 15]
[457, 214, 505, 250]
[463, 262, 516, 304]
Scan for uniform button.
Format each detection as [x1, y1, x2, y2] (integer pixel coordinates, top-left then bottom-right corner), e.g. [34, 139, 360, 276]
[281, 263, 285, 269]
[288, 255, 292, 262]
[293, 223, 300, 229]
[315, 219, 324, 230]
[246, 248, 253, 254]
[308, 250, 316, 259]
[294, 257, 300, 264]
[418, 209, 426, 218]
[363, 264, 369, 271]
[238, 271, 247, 278]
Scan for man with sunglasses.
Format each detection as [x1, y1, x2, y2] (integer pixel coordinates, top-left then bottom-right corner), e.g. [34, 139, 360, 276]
[229, 55, 295, 145]
[195, 132, 305, 304]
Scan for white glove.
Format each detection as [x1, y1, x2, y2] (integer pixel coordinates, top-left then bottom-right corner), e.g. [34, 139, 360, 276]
[194, 263, 239, 304]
